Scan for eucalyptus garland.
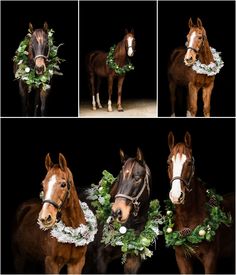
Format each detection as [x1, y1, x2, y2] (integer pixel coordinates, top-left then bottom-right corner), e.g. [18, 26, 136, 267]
[106, 45, 135, 75]
[86, 170, 164, 263]
[39, 201, 97, 247]
[163, 189, 232, 254]
[192, 47, 224, 76]
[13, 28, 65, 92]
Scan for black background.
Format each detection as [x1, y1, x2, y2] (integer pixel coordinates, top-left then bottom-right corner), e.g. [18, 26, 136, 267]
[1, 118, 235, 274]
[158, 1, 235, 117]
[1, 1, 78, 117]
[79, 1, 157, 104]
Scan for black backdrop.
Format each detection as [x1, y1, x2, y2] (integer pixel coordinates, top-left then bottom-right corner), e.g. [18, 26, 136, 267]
[158, 1, 235, 117]
[1, 1, 78, 117]
[2, 118, 235, 273]
[79, 1, 157, 103]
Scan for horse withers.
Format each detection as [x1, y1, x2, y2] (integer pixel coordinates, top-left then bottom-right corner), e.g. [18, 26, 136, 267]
[87, 29, 135, 112]
[12, 153, 90, 274]
[168, 18, 223, 117]
[164, 132, 234, 273]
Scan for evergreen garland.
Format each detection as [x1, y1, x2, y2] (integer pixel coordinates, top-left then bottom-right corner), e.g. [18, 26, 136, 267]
[86, 170, 164, 263]
[163, 189, 232, 254]
[106, 45, 134, 75]
[13, 28, 65, 92]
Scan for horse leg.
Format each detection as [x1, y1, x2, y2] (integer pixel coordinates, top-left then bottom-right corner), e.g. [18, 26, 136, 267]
[117, 76, 125, 111]
[107, 75, 113, 112]
[201, 251, 217, 273]
[89, 73, 96, 110]
[44, 256, 62, 274]
[95, 76, 102, 108]
[202, 82, 214, 117]
[96, 246, 109, 273]
[19, 80, 29, 116]
[124, 254, 141, 273]
[188, 82, 200, 117]
[67, 254, 86, 274]
[175, 248, 193, 274]
[169, 81, 176, 117]
[40, 89, 48, 116]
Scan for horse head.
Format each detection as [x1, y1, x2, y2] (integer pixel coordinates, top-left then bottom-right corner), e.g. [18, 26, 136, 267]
[28, 22, 49, 75]
[167, 132, 195, 204]
[111, 148, 151, 224]
[124, 28, 136, 57]
[38, 153, 72, 230]
[184, 18, 207, 66]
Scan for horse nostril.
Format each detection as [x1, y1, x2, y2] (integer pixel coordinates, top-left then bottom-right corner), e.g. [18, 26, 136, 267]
[40, 214, 52, 224]
[47, 214, 52, 223]
[178, 192, 184, 202]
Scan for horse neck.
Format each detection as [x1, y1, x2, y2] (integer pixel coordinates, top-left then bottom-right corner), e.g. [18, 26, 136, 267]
[198, 39, 214, 65]
[61, 182, 86, 228]
[114, 40, 127, 66]
[175, 177, 207, 229]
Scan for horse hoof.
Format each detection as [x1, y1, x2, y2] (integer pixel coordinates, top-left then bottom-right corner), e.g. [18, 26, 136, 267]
[107, 108, 113, 112]
[98, 105, 103, 109]
[118, 108, 124, 112]
[92, 107, 97, 111]
[171, 113, 175, 117]
[186, 110, 192, 117]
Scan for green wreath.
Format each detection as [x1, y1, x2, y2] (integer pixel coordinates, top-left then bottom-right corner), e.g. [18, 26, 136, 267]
[13, 28, 65, 92]
[86, 170, 164, 263]
[163, 189, 232, 255]
[106, 45, 135, 75]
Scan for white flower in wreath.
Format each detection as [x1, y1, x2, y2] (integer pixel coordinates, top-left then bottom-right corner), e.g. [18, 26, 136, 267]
[49, 69, 54, 75]
[25, 67, 30, 73]
[17, 60, 23, 65]
[98, 196, 105, 205]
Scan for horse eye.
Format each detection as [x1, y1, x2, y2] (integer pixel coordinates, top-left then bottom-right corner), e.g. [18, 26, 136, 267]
[61, 182, 66, 188]
[198, 36, 202, 40]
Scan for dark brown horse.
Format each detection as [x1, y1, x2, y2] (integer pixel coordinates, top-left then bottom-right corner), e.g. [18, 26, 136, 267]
[85, 148, 152, 273]
[87, 29, 135, 112]
[168, 18, 220, 117]
[14, 22, 50, 116]
[165, 132, 234, 273]
[12, 153, 88, 274]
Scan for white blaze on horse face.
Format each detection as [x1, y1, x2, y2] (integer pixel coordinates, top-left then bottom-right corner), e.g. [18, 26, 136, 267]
[186, 31, 197, 56]
[169, 153, 187, 204]
[127, 37, 134, 57]
[41, 175, 57, 213]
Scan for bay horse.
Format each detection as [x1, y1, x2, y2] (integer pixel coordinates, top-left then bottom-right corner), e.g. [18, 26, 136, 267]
[14, 22, 51, 116]
[168, 18, 220, 117]
[165, 132, 234, 273]
[87, 29, 135, 112]
[85, 148, 152, 273]
[12, 153, 89, 274]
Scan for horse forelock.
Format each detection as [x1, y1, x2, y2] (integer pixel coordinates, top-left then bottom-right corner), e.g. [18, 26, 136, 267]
[172, 143, 191, 160]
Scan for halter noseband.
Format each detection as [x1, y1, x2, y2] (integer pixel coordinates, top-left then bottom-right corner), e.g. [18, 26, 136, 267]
[170, 157, 195, 192]
[41, 180, 71, 217]
[115, 164, 150, 216]
[186, 35, 206, 54]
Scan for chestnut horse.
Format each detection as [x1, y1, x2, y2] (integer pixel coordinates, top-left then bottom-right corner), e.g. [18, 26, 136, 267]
[87, 29, 135, 112]
[85, 148, 152, 273]
[168, 18, 219, 117]
[12, 153, 88, 274]
[14, 22, 50, 116]
[165, 132, 234, 273]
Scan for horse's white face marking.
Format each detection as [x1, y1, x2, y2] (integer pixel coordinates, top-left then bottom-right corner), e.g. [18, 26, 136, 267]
[41, 175, 57, 213]
[186, 31, 197, 57]
[127, 36, 134, 57]
[169, 153, 187, 203]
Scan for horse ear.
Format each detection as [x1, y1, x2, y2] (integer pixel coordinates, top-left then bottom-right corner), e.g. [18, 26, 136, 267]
[131, 28, 134, 35]
[120, 149, 126, 163]
[59, 153, 67, 171]
[168, 132, 175, 151]
[188, 18, 193, 29]
[43, 22, 48, 33]
[136, 148, 144, 162]
[45, 153, 53, 171]
[184, 132, 192, 148]
[29, 22, 34, 33]
[197, 18, 203, 28]
[125, 28, 129, 34]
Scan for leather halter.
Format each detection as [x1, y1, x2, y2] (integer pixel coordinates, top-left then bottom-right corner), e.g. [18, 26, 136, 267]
[41, 181, 71, 212]
[170, 157, 195, 192]
[115, 164, 150, 216]
[186, 35, 206, 53]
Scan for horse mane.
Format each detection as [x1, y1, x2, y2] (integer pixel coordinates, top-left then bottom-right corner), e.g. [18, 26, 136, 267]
[114, 38, 126, 66]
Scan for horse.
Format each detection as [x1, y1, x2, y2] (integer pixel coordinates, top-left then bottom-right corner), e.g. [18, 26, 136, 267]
[14, 22, 51, 116]
[84, 148, 152, 273]
[87, 29, 135, 112]
[165, 131, 234, 273]
[12, 153, 89, 274]
[168, 18, 221, 117]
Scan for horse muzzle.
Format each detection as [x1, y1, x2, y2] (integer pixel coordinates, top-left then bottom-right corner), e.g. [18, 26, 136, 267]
[35, 57, 46, 75]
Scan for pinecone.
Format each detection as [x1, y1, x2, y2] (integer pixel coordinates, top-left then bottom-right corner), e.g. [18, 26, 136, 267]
[208, 196, 217, 206]
[180, 227, 192, 237]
